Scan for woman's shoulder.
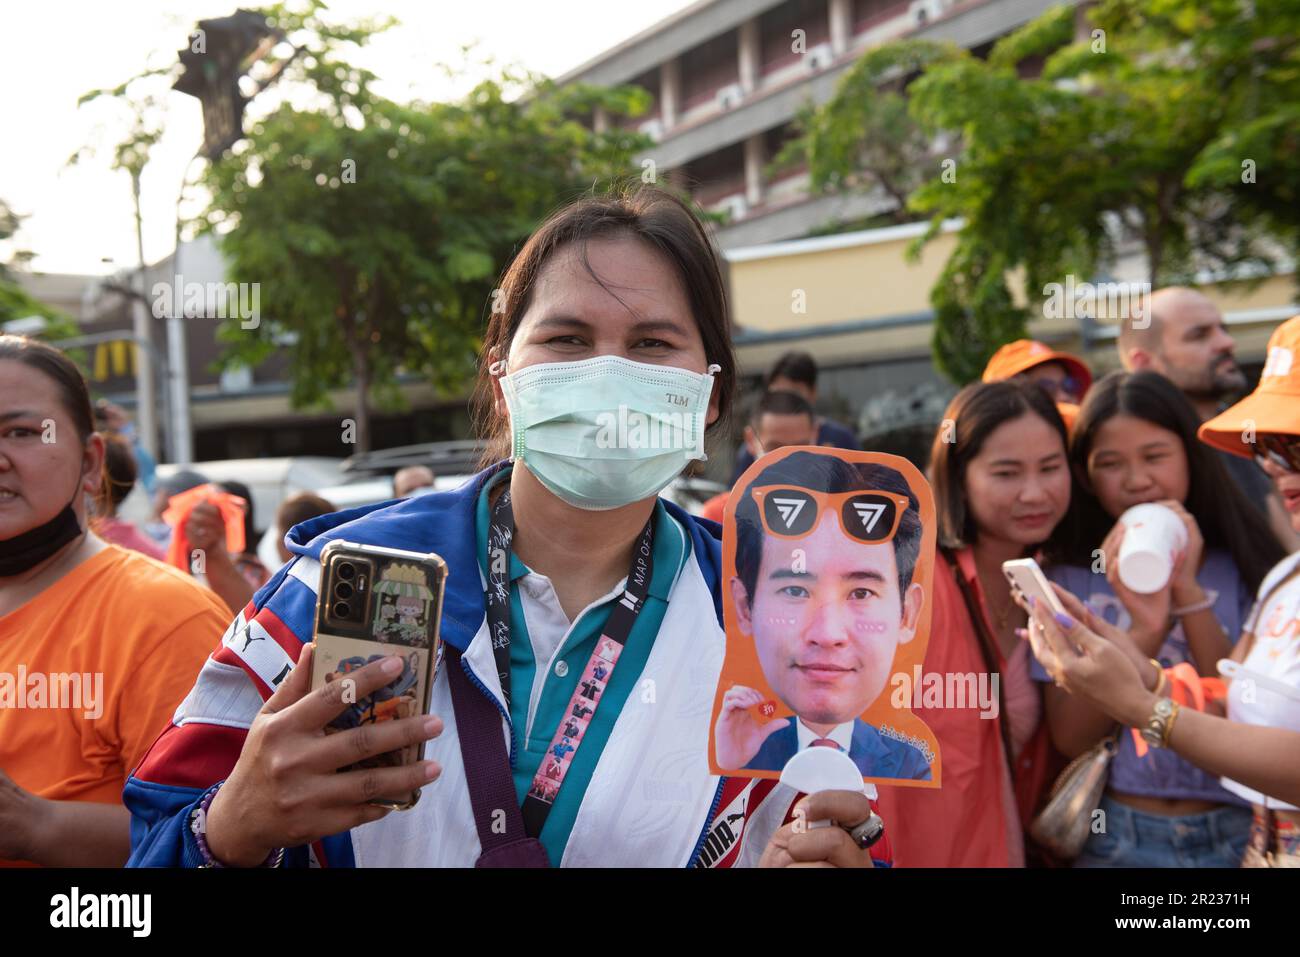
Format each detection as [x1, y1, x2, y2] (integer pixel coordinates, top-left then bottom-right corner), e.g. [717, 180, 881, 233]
[93, 545, 232, 622]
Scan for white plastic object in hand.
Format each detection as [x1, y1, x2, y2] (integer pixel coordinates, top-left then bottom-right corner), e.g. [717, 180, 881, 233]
[779, 747, 877, 830]
[1116, 503, 1188, 594]
[1002, 558, 1066, 615]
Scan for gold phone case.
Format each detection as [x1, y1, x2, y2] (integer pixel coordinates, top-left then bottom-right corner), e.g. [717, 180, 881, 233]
[310, 540, 447, 810]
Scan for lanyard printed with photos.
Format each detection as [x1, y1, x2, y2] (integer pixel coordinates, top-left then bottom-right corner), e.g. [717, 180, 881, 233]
[484, 484, 655, 837]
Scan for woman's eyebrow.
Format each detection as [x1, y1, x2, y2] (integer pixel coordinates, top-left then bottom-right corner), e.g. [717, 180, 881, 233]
[533, 315, 594, 333]
[627, 318, 690, 337]
[0, 409, 41, 424]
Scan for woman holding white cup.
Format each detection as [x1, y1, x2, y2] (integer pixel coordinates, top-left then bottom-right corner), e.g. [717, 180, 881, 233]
[1035, 370, 1285, 867]
[1026, 314, 1300, 866]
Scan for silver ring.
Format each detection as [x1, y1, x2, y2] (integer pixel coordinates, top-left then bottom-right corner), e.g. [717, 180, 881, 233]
[843, 812, 884, 850]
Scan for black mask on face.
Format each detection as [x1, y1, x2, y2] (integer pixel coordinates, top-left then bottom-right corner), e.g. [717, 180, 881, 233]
[0, 485, 84, 578]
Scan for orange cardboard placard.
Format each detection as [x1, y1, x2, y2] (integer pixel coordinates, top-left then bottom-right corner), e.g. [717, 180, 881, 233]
[709, 446, 941, 788]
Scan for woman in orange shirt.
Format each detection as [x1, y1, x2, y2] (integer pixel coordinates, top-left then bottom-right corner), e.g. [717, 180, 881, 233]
[875, 379, 1073, 866]
[0, 335, 230, 866]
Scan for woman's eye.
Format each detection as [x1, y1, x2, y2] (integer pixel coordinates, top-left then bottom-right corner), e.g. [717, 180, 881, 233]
[634, 338, 672, 350]
[547, 335, 586, 347]
[3, 427, 35, 439]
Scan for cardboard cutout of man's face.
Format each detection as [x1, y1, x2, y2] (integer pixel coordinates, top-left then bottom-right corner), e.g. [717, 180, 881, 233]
[710, 447, 940, 788]
[730, 515, 924, 730]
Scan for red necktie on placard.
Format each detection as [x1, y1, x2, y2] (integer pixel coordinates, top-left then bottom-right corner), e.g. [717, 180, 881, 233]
[810, 738, 843, 751]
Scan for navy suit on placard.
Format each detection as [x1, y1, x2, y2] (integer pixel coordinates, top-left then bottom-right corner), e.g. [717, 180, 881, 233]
[744, 718, 932, 781]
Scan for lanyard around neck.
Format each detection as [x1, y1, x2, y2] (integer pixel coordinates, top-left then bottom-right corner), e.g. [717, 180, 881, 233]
[484, 484, 656, 838]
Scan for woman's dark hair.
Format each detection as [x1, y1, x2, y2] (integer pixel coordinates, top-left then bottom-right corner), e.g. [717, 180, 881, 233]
[929, 379, 1076, 556]
[1063, 370, 1284, 593]
[733, 450, 922, 608]
[473, 184, 737, 465]
[0, 335, 95, 441]
[100, 433, 138, 512]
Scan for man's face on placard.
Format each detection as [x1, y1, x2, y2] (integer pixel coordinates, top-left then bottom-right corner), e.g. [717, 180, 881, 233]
[731, 503, 924, 727]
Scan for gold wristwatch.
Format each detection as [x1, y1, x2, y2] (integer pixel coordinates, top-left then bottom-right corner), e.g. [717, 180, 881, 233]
[1140, 697, 1180, 749]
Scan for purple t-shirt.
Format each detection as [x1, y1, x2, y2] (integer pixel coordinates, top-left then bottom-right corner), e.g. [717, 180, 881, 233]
[1035, 549, 1252, 805]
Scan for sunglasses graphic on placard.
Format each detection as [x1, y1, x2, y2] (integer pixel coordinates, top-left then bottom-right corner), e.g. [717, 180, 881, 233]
[749, 486, 912, 543]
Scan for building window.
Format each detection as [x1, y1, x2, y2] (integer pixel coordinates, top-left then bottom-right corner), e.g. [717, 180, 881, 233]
[679, 29, 740, 110]
[760, 0, 830, 75]
[684, 142, 747, 206]
[853, 0, 908, 33]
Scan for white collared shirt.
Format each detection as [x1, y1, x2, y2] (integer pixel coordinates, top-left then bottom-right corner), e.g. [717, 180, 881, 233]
[794, 718, 854, 753]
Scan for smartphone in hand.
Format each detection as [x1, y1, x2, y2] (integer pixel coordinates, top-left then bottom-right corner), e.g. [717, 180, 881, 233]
[1001, 557, 1066, 616]
[310, 541, 447, 808]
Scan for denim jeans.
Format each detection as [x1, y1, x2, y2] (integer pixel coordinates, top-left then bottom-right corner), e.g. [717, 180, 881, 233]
[1074, 795, 1252, 868]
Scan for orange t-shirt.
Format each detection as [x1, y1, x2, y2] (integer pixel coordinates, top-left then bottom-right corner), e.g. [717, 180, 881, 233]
[0, 545, 229, 862]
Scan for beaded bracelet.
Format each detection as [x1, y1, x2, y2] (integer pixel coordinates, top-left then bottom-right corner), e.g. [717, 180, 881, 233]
[1172, 595, 1215, 617]
[190, 782, 284, 869]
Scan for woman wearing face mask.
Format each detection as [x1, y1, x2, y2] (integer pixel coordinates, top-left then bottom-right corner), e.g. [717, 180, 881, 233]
[1025, 314, 1300, 865]
[1037, 370, 1285, 867]
[0, 336, 231, 866]
[874, 380, 1073, 866]
[126, 187, 888, 869]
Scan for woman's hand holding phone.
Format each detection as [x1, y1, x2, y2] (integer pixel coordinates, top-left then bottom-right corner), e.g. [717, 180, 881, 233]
[1043, 583, 1158, 688]
[205, 644, 444, 867]
[1026, 597, 1156, 728]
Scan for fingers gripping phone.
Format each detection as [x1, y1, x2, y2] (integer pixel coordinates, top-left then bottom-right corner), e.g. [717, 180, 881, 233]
[1001, 558, 1066, 616]
[310, 541, 447, 809]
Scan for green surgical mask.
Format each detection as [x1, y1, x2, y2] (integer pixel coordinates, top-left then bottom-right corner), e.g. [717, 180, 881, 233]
[495, 355, 720, 510]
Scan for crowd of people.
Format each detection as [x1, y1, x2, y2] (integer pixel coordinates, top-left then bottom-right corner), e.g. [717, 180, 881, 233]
[1, 185, 1297, 869]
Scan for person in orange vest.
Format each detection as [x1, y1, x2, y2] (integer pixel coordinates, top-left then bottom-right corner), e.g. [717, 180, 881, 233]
[982, 339, 1092, 431]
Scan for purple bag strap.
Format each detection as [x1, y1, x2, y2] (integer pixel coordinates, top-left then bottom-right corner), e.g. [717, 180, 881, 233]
[445, 646, 551, 868]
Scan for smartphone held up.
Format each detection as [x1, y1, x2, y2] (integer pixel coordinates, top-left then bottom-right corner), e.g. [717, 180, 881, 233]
[309, 541, 448, 810]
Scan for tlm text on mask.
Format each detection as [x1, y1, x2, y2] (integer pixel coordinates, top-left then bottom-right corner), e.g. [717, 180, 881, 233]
[889, 666, 1000, 719]
[595, 404, 703, 457]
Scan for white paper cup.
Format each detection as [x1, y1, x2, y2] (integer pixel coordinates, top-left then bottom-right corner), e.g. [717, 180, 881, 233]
[1116, 503, 1188, 594]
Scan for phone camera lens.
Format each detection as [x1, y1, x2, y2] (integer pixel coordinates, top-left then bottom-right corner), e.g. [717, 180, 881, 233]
[334, 581, 354, 600]
[332, 601, 351, 619]
[337, 562, 356, 580]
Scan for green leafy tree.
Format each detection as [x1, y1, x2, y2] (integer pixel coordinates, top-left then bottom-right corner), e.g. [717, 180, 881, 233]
[199, 5, 651, 450]
[906, 0, 1300, 382]
[0, 200, 77, 337]
[781, 0, 1299, 384]
[775, 39, 966, 226]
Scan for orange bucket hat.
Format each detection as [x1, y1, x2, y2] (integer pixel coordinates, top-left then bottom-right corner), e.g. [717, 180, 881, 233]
[982, 339, 1092, 396]
[1199, 314, 1300, 457]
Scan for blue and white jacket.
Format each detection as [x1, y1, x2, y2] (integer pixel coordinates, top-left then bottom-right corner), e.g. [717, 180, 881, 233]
[125, 466, 873, 867]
